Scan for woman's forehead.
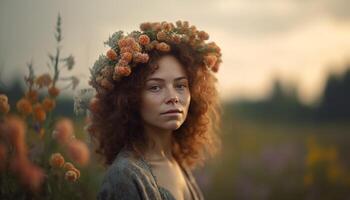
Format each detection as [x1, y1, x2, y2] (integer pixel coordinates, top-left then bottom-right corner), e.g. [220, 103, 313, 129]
[146, 55, 188, 81]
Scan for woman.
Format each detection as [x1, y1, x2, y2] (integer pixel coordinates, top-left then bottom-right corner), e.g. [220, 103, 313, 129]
[87, 21, 222, 200]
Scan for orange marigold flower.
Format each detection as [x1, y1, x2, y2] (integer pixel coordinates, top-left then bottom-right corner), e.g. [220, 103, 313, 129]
[115, 66, 131, 77]
[151, 22, 162, 31]
[25, 90, 39, 103]
[49, 153, 65, 168]
[118, 38, 128, 48]
[120, 47, 134, 54]
[35, 74, 52, 88]
[71, 167, 81, 178]
[42, 97, 56, 112]
[65, 170, 78, 182]
[67, 139, 90, 166]
[125, 37, 135, 46]
[183, 21, 189, 28]
[161, 22, 172, 32]
[89, 98, 101, 113]
[106, 49, 118, 60]
[156, 42, 171, 52]
[133, 53, 149, 63]
[33, 103, 46, 123]
[63, 162, 75, 171]
[5, 116, 27, 156]
[208, 42, 221, 53]
[176, 20, 183, 27]
[11, 157, 45, 193]
[140, 22, 152, 31]
[53, 118, 74, 144]
[0, 94, 10, 114]
[211, 63, 220, 73]
[131, 43, 141, 52]
[118, 59, 129, 67]
[156, 31, 167, 41]
[48, 86, 60, 97]
[100, 78, 114, 91]
[16, 98, 33, 116]
[198, 31, 209, 40]
[121, 52, 133, 62]
[145, 40, 159, 51]
[204, 55, 218, 68]
[171, 35, 181, 44]
[138, 34, 150, 45]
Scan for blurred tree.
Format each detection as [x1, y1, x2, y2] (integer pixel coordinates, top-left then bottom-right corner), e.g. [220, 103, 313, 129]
[317, 65, 350, 121]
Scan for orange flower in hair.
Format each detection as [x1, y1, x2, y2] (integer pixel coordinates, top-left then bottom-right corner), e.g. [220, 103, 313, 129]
[118, 38, 128, 48]
[115, 66, 131, 77]
[100, 78, 114, 91]
[33, 103, 46, 122]
[48, 86, 60, 97]
[151, 22, 162, 31]
[198, 31, 209, 41]
[171, 35, 181, 44]
[138, 34, 150, 45]
[53, 118, 74, 144]
[42, 97, 56, 112]
[89, 98, 101, 113]
[156, 42, 171, 52]
[49, 153, 65, 168]
[106, 49, 118, 60]
[121, 52, 133, 62]
[16, 98, 33, 116]
[140, 22, 152, 31]
[161, 22, 173, 32]
[156, 31, 167, 41]
[133, 53, 149, 63]
[211, 63, 220, 73]
[204, 55, 218, 68]
[120, 47, 133, 54]
[89, 20, 223, 93]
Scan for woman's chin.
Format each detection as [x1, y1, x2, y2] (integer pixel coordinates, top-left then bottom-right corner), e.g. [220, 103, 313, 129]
[162, 122, 182, 131]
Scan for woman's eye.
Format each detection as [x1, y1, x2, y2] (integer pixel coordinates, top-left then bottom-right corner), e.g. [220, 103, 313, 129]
[176, 84, 187, 89]
[148, 85, 161, 91]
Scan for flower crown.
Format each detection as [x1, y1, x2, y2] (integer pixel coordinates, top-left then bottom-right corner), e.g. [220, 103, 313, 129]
[89, 20, 222, 93]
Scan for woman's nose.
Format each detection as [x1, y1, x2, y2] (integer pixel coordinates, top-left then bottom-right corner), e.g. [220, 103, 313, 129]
[165, 87, 179, 104]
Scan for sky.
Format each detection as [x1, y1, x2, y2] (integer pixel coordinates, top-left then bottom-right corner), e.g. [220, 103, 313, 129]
[1, 0, 350, 105]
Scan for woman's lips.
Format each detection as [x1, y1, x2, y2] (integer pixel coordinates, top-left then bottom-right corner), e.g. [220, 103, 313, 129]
[161, 109, 182, 114]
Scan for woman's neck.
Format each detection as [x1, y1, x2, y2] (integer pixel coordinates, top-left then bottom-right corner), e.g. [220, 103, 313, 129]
[143, 125, 174, 161]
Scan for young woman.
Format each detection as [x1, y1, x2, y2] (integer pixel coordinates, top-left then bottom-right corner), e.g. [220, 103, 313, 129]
[87, 21, 222, 200]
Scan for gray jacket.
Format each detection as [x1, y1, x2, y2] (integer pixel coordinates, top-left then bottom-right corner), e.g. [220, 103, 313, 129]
[97, 148, 204, 200]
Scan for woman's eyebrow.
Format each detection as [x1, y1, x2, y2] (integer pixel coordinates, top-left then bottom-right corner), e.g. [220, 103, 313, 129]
[146, 76, 188, 82]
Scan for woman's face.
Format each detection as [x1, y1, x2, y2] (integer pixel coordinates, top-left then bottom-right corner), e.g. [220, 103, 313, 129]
[140, 55, 191, 131]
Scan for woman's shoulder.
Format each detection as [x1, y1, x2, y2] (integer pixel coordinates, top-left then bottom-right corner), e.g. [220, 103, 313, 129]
[103, 148, 152, 182]
[98, 148, 162, 200]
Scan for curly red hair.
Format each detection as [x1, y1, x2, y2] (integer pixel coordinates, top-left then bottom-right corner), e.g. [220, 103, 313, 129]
[88, 43, 221, 169]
